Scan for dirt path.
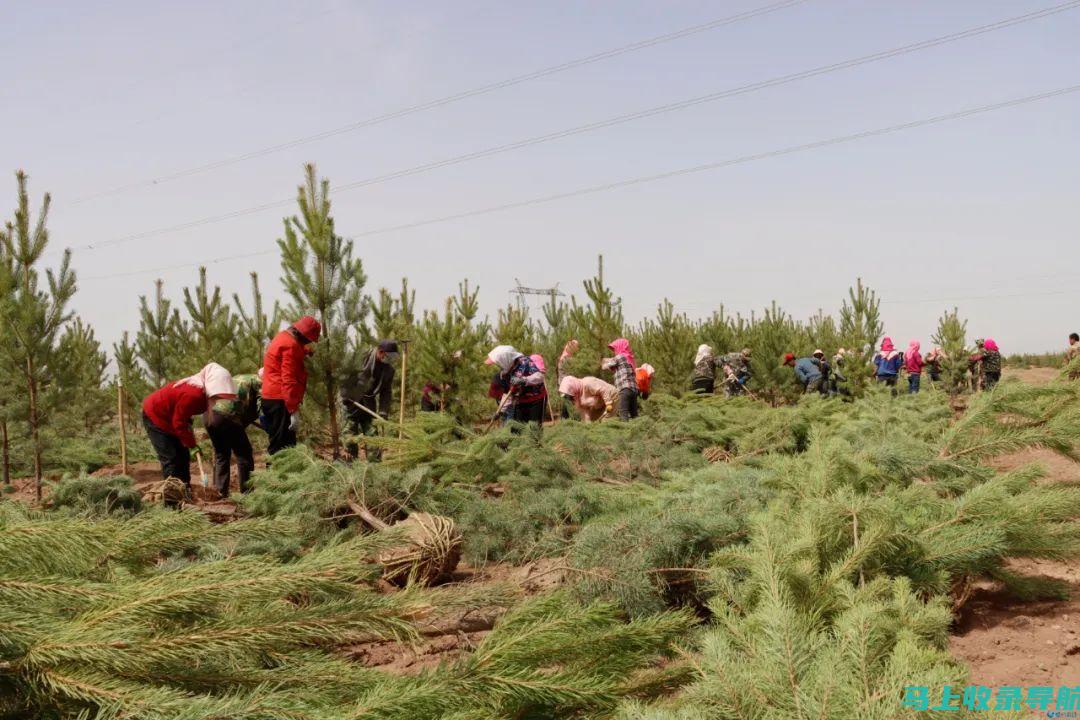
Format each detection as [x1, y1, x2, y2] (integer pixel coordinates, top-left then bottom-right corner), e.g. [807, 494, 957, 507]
[950, 447, 1080, 687]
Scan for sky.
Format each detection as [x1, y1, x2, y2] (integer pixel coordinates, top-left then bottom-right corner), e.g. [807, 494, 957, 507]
[2, 0, 1078, 355]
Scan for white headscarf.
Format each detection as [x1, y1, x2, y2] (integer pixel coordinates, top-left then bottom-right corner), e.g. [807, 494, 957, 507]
[486, 345, 522, 372]
[694, 344, 713, 365]
[177, 362, 237, 399]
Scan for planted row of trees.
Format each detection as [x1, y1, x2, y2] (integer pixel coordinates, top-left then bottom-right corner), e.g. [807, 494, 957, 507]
[0, 165, 981, 480]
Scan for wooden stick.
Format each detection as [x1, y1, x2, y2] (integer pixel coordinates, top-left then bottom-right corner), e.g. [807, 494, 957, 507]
[195, 451, 209, 489]
[117, 379, 129, 475]
[485, 392, 513, 433]
[398, 340, 409, 439]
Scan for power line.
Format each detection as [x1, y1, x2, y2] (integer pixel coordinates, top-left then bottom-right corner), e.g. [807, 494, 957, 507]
[79, 82, 1080, 282]
[69, 0, 808, 204]
[72, 0, 1080, 253]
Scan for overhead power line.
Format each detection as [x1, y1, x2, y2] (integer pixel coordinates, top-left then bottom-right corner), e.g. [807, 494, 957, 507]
[72, 0, 1080, 253]
[69, 0, 808, 204]
[80, 82, 1080, 282]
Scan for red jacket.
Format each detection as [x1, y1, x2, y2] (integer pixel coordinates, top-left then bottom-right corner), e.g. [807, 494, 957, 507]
[262, 329, 309, 412]
[142, 382, 207, 448]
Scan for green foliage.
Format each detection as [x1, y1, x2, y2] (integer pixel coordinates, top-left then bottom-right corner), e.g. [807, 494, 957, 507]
[49, 473, 143, 515]
[839, 278, 883, 397]
[635, 299, 696, 397]
[135, 278, 186, 386]
[278, 163, 369, 456]
[932, 307, 970, 393]
[231, 271, 282, 373]
[181, 266, 239, 375]
[568, 255, 625, 369]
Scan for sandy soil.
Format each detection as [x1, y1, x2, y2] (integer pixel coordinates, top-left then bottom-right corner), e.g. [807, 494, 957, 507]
[951, 447, 1080, 688]
[1003, 366, 1061, 385]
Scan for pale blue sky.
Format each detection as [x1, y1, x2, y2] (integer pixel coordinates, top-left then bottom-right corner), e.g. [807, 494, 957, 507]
[3, 0, 1078, 353]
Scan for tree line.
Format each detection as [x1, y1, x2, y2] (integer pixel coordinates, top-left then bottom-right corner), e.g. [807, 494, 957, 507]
[0, 165, 974, 489]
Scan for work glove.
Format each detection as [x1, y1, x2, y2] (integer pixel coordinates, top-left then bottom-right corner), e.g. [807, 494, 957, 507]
[604, 403, 614, 415]
[289, 413, 300, 431]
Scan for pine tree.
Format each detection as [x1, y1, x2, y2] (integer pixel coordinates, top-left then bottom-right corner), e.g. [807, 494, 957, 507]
[745, 302, 801, 404]
[635, 299, 695, 396]
[366, 278, 417, 413]
[838, 278, 883, 397]
[697, 306, 738, 356]
[135, 278, 186, 386]
[413, 280, 490, 420]
[931, 307, 969, 394]
[568, 255, 624, 371]
[278, 163, 368, 457]
[232, 271, 281, 373]
[807, 308, 841, 355]
[53, 317, 108, 434]
[0, 170, 77, 500]
[112, 331, 151, 424]
[495, 303, 535, 352]
[181, 266, 238, 373]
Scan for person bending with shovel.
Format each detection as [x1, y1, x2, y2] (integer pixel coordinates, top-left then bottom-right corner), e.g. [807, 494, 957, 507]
[204, 371, 261, 496]
[485, 345, 547, 432]
[341, 339, 399, 462]
[142, 363, 236, 499]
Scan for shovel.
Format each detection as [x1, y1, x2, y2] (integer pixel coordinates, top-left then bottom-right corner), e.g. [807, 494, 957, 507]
[195, 450, 209, 489]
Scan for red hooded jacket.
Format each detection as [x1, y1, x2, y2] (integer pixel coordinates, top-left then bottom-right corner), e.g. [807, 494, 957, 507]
[262, 329, 311, 412]
[143, 382, 207, 448]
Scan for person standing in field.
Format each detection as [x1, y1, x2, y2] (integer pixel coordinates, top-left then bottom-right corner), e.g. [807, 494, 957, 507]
[784, 353, 823, 394]
[341, 340, 399, 462]
[977, 338, 1002, 390]
[205, 372, 260, 496]
[486, 345, 547, 428]
[261, 316, 321, 455]
[142, 363, 237, 491]
[873, 337, 903, 391]
[904, 340, 924, 394]
[691, 344, 716, 394]
[1065, 333, 1080, 379]
[720, 348, 753, 397]
[602, 338, 639, 420]
[924, 347, 946, 384]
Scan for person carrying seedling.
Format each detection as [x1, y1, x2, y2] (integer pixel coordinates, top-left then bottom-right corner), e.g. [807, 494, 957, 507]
[873, 337, 903, 391]
[904, 340, 924, 394]
[486, 345, 547, 428]
[204, 372, 261, 496]
[559, 375, 619, 422]
[784, 353, 823, 394]
[142, 362, 236, 495]
[341, 339, 399, 461]
[601, 337, 639, 420]
[691, 344, 716, 394]
[720, 348, 753, 397]
[261, 315, 320, 455]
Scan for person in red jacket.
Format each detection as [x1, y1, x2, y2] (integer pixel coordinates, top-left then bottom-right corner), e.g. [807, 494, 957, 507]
[142, 362, 237, 488]
[261, 315, 321, 454]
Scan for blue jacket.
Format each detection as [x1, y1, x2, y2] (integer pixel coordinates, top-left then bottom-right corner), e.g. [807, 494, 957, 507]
[874, 352, 903, 378]
[793, 357, 823, 385]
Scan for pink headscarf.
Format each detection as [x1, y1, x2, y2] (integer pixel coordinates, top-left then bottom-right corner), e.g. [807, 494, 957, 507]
[530, 354, 546, 373]
[177, 362, 237, 399]
[881, 337, 895, 353]
[608, 338, 637, 370]
[904, 340, 922, 373]
[984, 338, 999, 352]
[559, 375, 582, 398]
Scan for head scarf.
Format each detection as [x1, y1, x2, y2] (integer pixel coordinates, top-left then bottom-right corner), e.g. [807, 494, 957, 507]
[177, 362, 237, 399]
[694, 344, 713, 365]
[881, 337, 895, 352]
[530, 354, 547, 373]
[292, 316, 321, 343]
[905, 339, 921, 359]
[812, 348, 824, 358]
[559, 375, 583, 398]
[485, 345, 522, 372]
[983, 338, 999, 352]
[608, 338, 636, 370]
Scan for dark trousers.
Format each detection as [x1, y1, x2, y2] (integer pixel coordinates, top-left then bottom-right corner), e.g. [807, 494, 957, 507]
[143, 413, 191, 485]
[205, 410, 254, 495]
[561, 394, 575, 420]
[262, 399, 295, 456]
[509, 399, 545, 424]
[345, 398, 382, 462]
[908, 373, 921, 394]
[984, 371, 1001, 390]
[617, 388, 639, 421]
[804, 377, 823, 394]
[691, 377, 715, 395]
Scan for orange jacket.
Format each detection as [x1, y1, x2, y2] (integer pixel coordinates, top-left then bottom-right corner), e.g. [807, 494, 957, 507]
[262, 330, 309, 412]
